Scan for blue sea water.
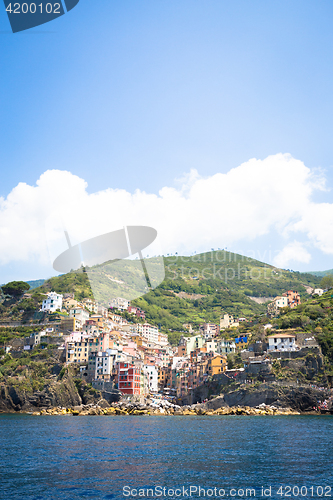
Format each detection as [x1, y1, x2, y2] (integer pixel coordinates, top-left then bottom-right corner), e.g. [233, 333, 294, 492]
[0, 415, 332, 500]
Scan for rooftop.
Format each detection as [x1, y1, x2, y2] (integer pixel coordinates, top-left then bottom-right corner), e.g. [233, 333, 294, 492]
[267, 333, 296, 338]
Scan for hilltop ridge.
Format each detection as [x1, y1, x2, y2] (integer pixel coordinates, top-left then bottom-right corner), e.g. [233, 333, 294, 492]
[25, 250, 321, 334]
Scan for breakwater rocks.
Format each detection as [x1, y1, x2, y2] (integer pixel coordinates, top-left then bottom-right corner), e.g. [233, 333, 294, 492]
[28, 401, 300, 416]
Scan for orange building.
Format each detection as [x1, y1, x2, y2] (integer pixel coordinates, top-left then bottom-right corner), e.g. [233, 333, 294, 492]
[283, 290, 301, 309]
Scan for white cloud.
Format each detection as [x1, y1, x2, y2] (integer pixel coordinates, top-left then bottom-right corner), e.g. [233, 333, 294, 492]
[273, 241, 312, 268]
[0, 153, 331, 272]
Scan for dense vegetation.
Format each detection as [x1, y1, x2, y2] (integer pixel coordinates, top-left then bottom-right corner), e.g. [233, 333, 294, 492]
[0, 289, 47, 324]
[0, 346, 60, 392]
[1, 281, 30, 297]
[308, 269, 333, 277]
[0, 250, 324, 346]
[0, 251, 332, 394]
[271, 290, 333, 371]
[26, 279, 46, 290]
[0, 326, 46, 347]
[29, 251, 321, 335]
[163, 251, 320, 297]
[37, 270, 93, 300]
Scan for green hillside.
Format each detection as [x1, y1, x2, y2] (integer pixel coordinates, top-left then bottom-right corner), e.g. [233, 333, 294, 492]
[36, 270, 93, 301]
[308, 269, 333, 278]
[270, 290, 333, 371]
[26, 279, 45, 290]
[30, 250, 321, 335]
[162, 250, 320, 298]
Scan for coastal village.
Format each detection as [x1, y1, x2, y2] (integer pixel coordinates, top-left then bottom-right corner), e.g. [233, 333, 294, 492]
[3, 286, 330, 410]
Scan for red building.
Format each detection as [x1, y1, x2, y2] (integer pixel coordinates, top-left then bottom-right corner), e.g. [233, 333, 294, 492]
[118, 362, 141, 395]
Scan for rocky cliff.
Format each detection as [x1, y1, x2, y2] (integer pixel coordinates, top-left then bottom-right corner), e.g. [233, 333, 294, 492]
[204, 385, 330, 412]
[0, 366, 107, 412]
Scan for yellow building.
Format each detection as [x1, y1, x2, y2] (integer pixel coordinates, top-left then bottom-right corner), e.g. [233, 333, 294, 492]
[66, 334, 109, 364]
[62, 297, 79, 311]
[235, 335, 249, 349]
[207, 355, 227, 375]
[90, 315, 105, 329]
[66, 337, 99, 364]
[60, 317, 81, 332]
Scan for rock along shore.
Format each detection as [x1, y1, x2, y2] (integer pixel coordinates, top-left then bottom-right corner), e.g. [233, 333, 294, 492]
[25, 401, 300, 416]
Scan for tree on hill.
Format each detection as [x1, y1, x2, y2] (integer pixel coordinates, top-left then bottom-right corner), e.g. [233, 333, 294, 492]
[1, 281, 30, 297]
[320, 275, 333, 290]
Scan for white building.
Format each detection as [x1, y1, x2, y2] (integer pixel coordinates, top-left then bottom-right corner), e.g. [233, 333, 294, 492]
[217, 338, 236, 354]
[136, 323, 159, 344]
[109, 313, 128, 326]
[87, 351, 114, 381]
[82, 298, 98, 314]
[179, 334, 204, 355]
[267, 333, 296, 352]
[144, 365, 158, 394]
[98, 304, 109, 318]
[41, 292, 63, 313]
[200, 323, 220, 339]
[109, 297, 130, 311]
[205, 339, 218, 353]
[267, 296, 288, 316]
[158, 332, 169, 346]
[220, 314, 239, 329]
[69, 307, 90, 326]
[313, 288, 324, 297]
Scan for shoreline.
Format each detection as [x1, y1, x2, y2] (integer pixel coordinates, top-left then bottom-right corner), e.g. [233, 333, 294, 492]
[1, 404, 329, 416]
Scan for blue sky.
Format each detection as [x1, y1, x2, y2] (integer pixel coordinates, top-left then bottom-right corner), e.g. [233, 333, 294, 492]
[1, 0, 333, 282]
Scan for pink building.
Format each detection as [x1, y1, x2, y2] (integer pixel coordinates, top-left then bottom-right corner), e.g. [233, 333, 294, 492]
[127, 306, 146, 320]
[123, 341, 137, 357]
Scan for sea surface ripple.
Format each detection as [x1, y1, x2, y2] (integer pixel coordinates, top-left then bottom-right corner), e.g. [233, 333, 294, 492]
[0, 415, 332, 500]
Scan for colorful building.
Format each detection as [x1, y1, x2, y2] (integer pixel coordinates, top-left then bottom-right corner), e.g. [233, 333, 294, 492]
[118, 362, 142, 395]
[207, 355, 227, 376]
[283, 290, 301, 309]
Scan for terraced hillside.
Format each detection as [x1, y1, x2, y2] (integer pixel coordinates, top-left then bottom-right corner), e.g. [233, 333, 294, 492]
[31, 251, 321, 333]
